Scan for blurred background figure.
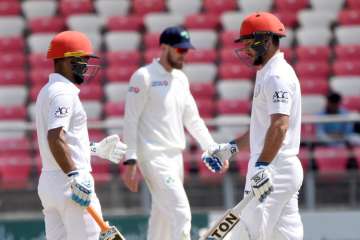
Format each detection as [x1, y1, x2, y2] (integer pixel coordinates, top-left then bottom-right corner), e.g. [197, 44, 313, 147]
[316, 91, 360, 147]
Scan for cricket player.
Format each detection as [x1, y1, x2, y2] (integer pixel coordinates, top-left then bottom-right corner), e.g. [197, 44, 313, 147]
[122, 26, 221, 240]
[202, 12, 304, 240]
[36, 31, 127, 240]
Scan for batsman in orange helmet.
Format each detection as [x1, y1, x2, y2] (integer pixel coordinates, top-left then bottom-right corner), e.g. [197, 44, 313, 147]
[202, 12, 304, 239]
[47, 30, 100, 84]
[234, 11, 286, 66]
[36, 31, 127, 239]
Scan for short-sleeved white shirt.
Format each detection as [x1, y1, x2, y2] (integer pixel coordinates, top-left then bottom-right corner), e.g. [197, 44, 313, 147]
[250, 52, 301, 162]
[36, 73, 91, 172]
[124, 59, 215, 160]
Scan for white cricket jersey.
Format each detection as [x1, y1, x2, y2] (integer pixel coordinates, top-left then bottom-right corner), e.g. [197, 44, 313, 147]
[124, 59, 215, 160]
[250, 52, 301, 161]
[36, 73, 91, 172]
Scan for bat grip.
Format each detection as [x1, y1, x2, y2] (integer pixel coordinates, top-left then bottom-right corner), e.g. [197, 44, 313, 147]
[87, 205, 109, 232]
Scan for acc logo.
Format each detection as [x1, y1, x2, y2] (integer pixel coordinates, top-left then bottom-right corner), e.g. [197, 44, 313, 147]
[272, 90, 288, 103]
[152, 80, 169, 87]
[55, 107, 70, 118]
[128, 86, 140, 93]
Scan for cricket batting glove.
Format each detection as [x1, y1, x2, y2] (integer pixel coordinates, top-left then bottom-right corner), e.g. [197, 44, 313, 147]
[68, 170, 94, 207]
[250, 162, 273, 202]
[202, 141, 239, 172]
[91, 135, 127, 164]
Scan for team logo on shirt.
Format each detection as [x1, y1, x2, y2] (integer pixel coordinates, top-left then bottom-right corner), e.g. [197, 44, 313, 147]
[152, 80, 169, 87]
[54, 106, 70, 118]
[272, 91, 289, 103]
[128, 86, 140, 93]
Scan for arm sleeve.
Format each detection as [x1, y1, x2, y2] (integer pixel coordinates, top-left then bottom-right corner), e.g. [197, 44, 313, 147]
[48, 94, 74, 132]
[183, 87, 215, 151]
[264, 76, 294, 116]
[123, 70, 149, 160]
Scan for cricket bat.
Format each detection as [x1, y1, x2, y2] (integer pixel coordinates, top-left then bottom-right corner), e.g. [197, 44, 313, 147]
[199, 192, 254, 240]
[87, 205, 126, 240]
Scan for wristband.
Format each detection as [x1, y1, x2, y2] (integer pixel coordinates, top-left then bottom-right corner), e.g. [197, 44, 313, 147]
[123, 159, 137, 165]
[67, 170, 79, 177]
[255, 161, 269, 167]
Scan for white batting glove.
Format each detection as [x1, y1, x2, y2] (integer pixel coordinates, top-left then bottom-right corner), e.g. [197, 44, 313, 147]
[68, 170, 94, 207]
[250, 162, 273, 202]
[202, 141, 238, 172]
[90, 135, 127, 164]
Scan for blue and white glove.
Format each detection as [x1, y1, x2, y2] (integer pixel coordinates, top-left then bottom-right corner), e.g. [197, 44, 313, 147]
[90, 135, 127, 164]
[250, 162, 273, 202]
[201, 141, 239, 172]
[68, 170, 93, 207]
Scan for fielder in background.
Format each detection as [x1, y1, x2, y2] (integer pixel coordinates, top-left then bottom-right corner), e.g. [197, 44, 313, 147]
[36, 31, 127, 240]
[202, 12, 304, 240]
[122, 26, 223, 240]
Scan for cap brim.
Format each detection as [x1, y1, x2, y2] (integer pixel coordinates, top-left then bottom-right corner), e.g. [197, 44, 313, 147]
[172, 42, 195, 49]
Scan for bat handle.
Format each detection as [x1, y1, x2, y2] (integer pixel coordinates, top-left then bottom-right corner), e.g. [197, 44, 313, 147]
[87, 205, 109, 232]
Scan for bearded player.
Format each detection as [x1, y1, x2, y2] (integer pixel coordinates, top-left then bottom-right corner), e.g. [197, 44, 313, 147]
[36, 31, 127, 239]
[203, 12, 304, 240]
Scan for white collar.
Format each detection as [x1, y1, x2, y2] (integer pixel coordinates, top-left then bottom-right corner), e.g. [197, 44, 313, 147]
[152, 58, 173, 76]
[258, 51, 284, 74]
[49, 73, 80, 94]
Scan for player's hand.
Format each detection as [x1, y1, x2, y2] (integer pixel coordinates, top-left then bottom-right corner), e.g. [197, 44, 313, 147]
[250, 162, 273, 202]
[122, 163, 139, 192]
[220, 159, 230, 173]
[91, 135, 127, 164]
[68, 170, 94, 207]
[201, 142, 238, 172]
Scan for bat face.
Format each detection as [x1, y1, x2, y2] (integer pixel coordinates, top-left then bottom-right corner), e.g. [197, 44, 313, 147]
[99, 226, 125, 240]
[202, 211, 240, 240]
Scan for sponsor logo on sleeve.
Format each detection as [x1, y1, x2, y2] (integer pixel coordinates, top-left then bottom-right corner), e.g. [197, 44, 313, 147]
[55, 106, 70, 118]
[272, 91, 288, 103]
[128, 86, 140, 93]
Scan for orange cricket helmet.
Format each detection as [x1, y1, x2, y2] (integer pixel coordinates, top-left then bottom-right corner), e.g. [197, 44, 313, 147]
[235, 12, 286, 42]
[47, 31, 98, 59]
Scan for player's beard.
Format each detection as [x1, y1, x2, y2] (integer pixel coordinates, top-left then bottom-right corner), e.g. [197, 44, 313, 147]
[253, 55, 265, 66]
[71, 58, 87, 84]
[167, 52, 183, 69]
[73, 72, 84, 84]
[70, 58, 100, 85]
[235, 48, 266, 67]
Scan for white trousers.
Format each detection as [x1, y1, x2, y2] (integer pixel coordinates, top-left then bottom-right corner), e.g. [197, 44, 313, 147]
[38, 171, 101, 240]
[138, 149, 191, 240]
[227, 156, 304, 240]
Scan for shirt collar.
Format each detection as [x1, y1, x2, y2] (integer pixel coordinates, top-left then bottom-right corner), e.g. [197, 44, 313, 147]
[152, 58, 173, 76]
[49, 73, 80, 94]
[258, 51, 284, 74]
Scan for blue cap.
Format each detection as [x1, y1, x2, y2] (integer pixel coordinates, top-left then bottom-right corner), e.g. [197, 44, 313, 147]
[159, 26, 194, 49]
